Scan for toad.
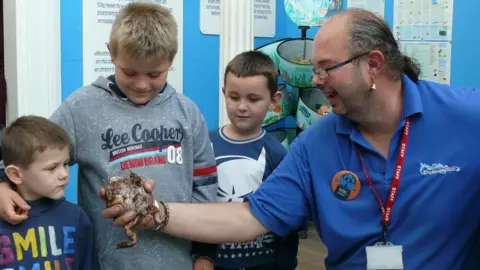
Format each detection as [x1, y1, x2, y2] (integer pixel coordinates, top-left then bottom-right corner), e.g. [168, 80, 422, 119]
[104, 171, 163, 249]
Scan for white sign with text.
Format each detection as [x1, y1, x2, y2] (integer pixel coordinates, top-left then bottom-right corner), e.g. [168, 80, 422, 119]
[82, 0, 184, 93]
[200, 0, 276, 38]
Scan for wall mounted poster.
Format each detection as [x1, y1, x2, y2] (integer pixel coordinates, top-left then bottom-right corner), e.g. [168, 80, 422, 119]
[348, 0, 384, 18]
[82, 0, 184, 93]
[394, 0, 453, 85]
[200, 0, 276, 37]
[400, 41, 451, 84]
[393, 0, 453, 41]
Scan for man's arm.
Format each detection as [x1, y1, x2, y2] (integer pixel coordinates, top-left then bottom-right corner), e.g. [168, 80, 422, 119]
[102, 132, 311, 244]
[161, 135, 311, 242]
[165, 201, 269, 243]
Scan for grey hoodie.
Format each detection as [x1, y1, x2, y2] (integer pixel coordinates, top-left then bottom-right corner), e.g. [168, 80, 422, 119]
[49, 76, 218, 269]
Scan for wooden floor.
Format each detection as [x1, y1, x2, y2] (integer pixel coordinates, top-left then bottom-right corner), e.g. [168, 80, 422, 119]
[297, 225, 327, 270]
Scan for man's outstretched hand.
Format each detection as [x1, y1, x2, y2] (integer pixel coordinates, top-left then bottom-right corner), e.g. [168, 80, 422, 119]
[99, 179, 157, 230]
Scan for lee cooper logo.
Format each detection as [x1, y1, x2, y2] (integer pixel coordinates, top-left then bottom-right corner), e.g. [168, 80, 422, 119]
[101, 124, 184, 150]
[102, 124, 185, 169]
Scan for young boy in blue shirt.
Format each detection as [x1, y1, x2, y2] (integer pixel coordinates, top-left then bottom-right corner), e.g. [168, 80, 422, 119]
[0, 115, 94, 270]
[193, 51, 299, 270]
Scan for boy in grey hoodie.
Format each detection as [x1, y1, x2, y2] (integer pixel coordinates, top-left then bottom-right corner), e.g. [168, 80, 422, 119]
[0, 2, 218, 270]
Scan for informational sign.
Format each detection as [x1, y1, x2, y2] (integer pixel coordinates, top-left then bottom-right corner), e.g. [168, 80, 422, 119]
[200, 0, 276, 38]
[393, 0, 454, 41]
[400, 41, 451, 84]
[348, 0, 384, 18]
[82, 0, 184, 93]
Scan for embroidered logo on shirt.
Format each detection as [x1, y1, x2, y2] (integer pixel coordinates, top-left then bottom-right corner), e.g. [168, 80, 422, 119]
[419, 163, 460, 175]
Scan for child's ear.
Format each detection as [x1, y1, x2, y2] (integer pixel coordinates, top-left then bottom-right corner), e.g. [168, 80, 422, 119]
[107, 43, 115, 63]
[222, 87, 225, 95]
[5, 165, 23, 186]
[270, 90, 283, 109]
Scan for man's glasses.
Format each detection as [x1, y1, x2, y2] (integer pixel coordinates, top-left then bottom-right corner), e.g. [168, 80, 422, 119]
[312, 52, 370, 79]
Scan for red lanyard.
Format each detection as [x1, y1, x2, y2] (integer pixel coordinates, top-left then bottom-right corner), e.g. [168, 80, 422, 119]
[354, 118, 411, 243]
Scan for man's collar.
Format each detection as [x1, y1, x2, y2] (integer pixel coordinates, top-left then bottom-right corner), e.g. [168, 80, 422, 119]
[336, 74, 424, 135]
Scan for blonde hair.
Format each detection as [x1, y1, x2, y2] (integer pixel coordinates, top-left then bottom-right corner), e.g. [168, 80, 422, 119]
[1, 116, 71, 169]
[109, 2, 178, 62]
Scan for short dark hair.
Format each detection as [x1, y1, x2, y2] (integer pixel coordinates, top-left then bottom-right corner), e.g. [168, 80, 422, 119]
[224, 51, 278, 96]
[344, 8, 421, 82]
[2, 116, 72, 168]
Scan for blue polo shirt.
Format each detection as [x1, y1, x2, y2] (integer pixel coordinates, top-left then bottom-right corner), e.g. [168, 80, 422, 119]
[248, 75, 480, 269]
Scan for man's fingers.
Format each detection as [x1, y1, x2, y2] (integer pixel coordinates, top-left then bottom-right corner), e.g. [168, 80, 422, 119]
[15, 206, 29, 216]
[11, 193, 30, 211]
[0, 192, 30, 225]
[5, 208, 28, 225]
[143, 180, 155, 193]
[99, 188, 106, 200]
[102, 204, 124, 220]
[140, 216, 154, 230]
[112, 211, 136, 227]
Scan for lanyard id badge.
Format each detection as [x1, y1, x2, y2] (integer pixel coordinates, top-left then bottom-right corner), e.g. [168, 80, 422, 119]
[356, 118, 411, 270]
[366, 242, 404, 270]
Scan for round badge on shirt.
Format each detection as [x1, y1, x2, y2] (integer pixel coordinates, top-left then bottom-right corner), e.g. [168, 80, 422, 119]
[331, 170, 361, 200]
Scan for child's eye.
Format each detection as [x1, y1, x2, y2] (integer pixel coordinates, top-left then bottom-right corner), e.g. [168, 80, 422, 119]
[148, 72, 161, 78]
[124, 71, 136, 77]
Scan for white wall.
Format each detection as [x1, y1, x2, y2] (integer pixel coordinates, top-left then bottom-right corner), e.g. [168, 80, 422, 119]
[3, 0, 62, 124]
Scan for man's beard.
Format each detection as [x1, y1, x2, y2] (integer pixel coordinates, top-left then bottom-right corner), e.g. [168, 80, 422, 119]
[340, 80, 375, 123]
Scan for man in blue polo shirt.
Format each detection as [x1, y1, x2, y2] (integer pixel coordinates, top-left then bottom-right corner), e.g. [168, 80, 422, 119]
[2, 7, 480, 270]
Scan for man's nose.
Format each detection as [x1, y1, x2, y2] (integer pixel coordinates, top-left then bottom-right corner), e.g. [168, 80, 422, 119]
[312, 74, 326, 89]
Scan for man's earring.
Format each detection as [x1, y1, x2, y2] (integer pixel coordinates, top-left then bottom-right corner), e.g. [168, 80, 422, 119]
[371, 76, 376, 90]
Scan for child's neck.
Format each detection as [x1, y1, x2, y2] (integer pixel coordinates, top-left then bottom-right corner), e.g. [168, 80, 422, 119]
[17, 185, 42, 201]
[223, 124, 263, 141]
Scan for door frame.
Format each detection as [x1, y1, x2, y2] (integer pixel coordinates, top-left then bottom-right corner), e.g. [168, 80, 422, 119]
[3, 0, 61, 124]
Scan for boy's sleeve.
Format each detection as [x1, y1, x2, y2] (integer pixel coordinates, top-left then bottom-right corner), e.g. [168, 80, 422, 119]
[50, 102, 78, 165]
[190, 113, 217, 203]
[270, 141, 288, 170]
[189, 108, 218, 260]
[77, 210, 95, 270]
